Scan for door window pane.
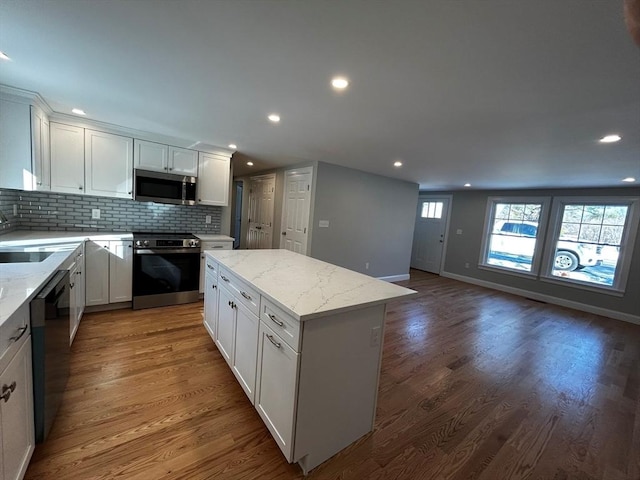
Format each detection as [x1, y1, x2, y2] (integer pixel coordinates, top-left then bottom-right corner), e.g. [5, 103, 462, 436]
[421, 201, 443, 219]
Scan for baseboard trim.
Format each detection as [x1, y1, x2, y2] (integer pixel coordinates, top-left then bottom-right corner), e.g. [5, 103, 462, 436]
[440, 271, 640, 325]
[378, 274, 410, 283]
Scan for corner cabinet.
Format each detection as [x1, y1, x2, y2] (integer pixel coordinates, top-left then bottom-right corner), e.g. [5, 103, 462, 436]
[85, 130, 133, 199]
[30, 105, 50, 191]
[197, 152, 231, 206]
[85, 240, 133, 307]
[0, 304, 35, 480]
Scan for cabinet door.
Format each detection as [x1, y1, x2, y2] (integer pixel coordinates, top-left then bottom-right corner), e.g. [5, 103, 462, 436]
[255, 322, 299, 460]
[203, 272, 218, 341]
[85, 241, 110, 306]
[85, 129, 133, 199]
[197, 152, 230, 206]
[109, 240, 133, 303]
[30, 105, 50, 191]
[216, 286, 235, 365]
[232, 303, 259, 403]
[134, 139, 168, 173]
[0, 339, 35, 480]
[50, 122, 85, 194]
[0, 98, 32, 191]
[69, 263, 79, 344]
[168, 146, 198, 176]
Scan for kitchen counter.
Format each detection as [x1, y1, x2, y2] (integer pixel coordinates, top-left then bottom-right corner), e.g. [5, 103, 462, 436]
[194, 234, 234, 242]
[205, 249, 415, 321]
[0, 230, 133, 326]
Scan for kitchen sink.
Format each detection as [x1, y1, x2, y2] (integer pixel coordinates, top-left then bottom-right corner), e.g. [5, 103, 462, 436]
[0, 251, 54, 263]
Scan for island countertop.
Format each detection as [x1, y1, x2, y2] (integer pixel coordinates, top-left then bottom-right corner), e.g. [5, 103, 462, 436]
[205, 249, 416, 321]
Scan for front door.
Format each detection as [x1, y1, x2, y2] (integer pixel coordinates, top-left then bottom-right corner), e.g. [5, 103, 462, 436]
[280, 167, 312, 254]
[411, 196, 451, 273]
[247, 175, 275, 249]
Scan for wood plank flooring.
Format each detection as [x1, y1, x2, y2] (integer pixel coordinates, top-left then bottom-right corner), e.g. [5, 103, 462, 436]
[25, 269, 640, 479]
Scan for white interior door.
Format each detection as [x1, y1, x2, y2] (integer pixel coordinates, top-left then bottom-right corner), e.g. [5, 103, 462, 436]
[247, 175, 275, 249]
[411, 196, 451, 273]
[280, 167, 312, 254]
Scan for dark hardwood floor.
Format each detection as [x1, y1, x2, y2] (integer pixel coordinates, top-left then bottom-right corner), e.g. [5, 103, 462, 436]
[25, 269, 640, 479]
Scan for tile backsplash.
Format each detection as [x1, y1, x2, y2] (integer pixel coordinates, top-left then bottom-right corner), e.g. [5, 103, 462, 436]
[0, 188, 222, 234]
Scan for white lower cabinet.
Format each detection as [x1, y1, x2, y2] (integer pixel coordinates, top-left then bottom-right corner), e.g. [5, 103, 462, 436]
[203, 260, 219, 341]
[68, 245, 86, 345]
[199, 241, 232, 293]
[255, 321, 299, 459]
[231, 300, 259, 401]
[85, 240, 133, 307]
[0, 305, 34, 480]
[215, 286, 235, 365]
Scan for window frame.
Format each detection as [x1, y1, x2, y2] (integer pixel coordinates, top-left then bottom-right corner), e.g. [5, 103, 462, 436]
[540, 196, 640, 294]
[478, 196, 551, 277]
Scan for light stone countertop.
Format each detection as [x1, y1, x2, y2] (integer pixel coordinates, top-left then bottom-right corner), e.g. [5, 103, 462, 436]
[194, 234, 234, 242]
[0, 230, 133, 327]
[205, 249, 416, 321]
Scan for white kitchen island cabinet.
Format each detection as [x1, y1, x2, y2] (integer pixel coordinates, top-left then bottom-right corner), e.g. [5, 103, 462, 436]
[203, 249, 415, 474]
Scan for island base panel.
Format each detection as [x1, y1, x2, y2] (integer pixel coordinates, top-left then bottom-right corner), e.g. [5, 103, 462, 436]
[294, 304, 386, 474]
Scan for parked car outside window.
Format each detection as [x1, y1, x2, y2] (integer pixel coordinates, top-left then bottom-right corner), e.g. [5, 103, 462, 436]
[490, 221, 602, 271]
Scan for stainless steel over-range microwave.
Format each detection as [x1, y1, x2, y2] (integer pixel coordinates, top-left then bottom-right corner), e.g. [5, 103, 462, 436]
[134, 169, 197, 205]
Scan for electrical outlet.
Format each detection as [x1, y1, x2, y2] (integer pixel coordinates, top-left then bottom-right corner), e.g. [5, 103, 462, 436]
[465, 262, 470, 268]
[370, 326, 381, 347]
[91, 208, 100, 220]
[456, 229, 463, 235]
[365, 262, 369, 270]
[206, 215, 212, 224]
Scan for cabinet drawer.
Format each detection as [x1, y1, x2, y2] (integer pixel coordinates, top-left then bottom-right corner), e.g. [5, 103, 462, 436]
[218, 267, 260, 316]
[261, 298, 300, 352]
[204, 256, 218, 277]
[202, 241, 232, 251]
[0, 304, 31, 372]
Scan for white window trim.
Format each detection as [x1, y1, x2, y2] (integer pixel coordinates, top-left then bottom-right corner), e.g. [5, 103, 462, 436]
[540, 196, 640, 294]
[478, 196, 551, 275]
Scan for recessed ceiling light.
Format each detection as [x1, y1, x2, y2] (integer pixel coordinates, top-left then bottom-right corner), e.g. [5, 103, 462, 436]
[599, 134, 621, 143]
[228, 144, 237, 149]
[247, 161, 254, 166]
[71, 108, 86, 115]
[331, 77, 349, 90]
[393, 161, 402, 167]
[464, 183, 471, 187]
[0, 51, 10, 61]
[622, 177, 636, 183]
[268, 114, 280, 123]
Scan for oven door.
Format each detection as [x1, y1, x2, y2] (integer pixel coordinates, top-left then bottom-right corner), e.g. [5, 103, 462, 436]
[132, 248, 201, 309]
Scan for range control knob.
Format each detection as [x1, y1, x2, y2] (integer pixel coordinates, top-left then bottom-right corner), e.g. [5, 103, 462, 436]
[135, 240, 143, 247]
[189, 239, 200, 248]
[143, 240, 150, 247]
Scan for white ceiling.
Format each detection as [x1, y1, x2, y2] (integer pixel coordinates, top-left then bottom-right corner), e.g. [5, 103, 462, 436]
[1, 0, 638, 190]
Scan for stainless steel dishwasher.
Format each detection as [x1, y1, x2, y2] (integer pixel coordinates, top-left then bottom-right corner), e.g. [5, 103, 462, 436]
[30, 269, 70, 443]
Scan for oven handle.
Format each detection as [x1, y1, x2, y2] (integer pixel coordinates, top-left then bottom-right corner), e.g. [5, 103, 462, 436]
[134, 248, 199, 255]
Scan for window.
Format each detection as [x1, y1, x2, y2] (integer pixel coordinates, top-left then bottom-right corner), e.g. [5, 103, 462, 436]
[480, 198, 549, 274]
[421, 201, 443, 219]
[542, 198, 640, 291]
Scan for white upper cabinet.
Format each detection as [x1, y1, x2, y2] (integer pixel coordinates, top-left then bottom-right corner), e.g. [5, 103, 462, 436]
[50, 122, 85, 194]
[134, 140, 197, 176]
[134, 139, 168, 173]
[30, 105, 50, 191]
[168, 146, 198, 175]
[198, 152, 231, 206]
[0, 97, 35, 191]
[85, 129, 133, 199]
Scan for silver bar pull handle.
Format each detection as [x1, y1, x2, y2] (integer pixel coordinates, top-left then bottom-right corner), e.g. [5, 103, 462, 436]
[9, 325, 28, 342]
[207, 264, 214, 270]
[268, 313, 284, 327]
[241, 291, 252, 301]
[221, 275, 230, 282]
[266, 334, 281, 349]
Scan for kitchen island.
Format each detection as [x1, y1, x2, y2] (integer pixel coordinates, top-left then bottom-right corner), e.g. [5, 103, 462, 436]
[203, 249, 415, 474]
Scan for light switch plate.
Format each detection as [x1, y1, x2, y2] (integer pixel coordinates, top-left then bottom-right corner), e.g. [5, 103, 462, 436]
[91, 208, 100, 220]
[319, 220, 329, 228]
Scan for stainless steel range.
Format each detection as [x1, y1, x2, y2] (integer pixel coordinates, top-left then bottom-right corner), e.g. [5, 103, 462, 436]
[132, 232, 201, 310]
